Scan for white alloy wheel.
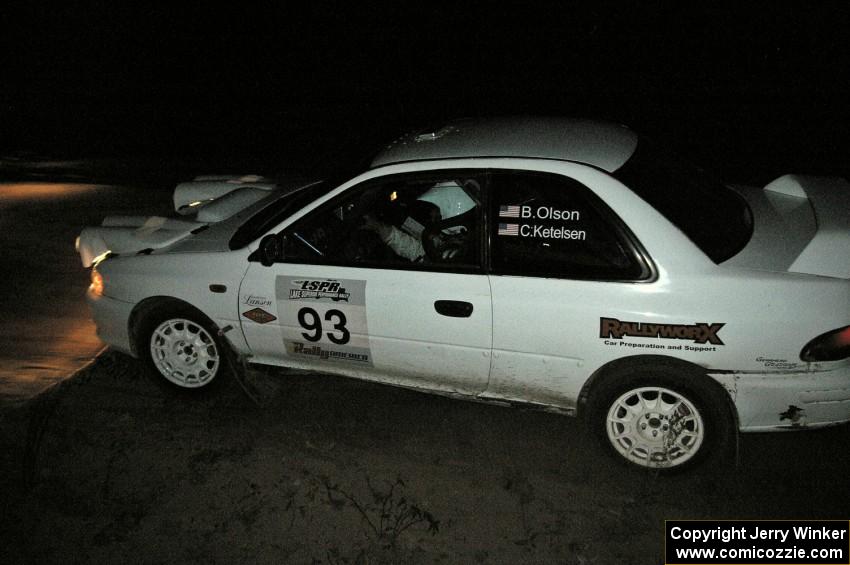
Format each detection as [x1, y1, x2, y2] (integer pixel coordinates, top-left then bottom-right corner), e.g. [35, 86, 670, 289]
[605, 386, 705, 469]
[149, 318, 220, 388]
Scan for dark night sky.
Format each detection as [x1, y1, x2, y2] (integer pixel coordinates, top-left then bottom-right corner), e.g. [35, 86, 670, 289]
[3, 3, 850, 182]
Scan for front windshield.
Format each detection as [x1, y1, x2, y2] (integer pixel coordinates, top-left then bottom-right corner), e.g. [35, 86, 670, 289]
[228, 179, 336, 250]
[612, 138, 752, 263]
[228, 146, 385, 251]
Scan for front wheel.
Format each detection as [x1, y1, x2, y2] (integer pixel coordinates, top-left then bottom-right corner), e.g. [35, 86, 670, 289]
[140, 305, 227, 390]
[586, 362, 735, 472]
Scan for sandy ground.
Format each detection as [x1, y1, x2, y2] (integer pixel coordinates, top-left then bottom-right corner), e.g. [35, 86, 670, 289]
[1, 180, 849, 564]
[0, 181, 171, 404]
[2, 353, 849, 564]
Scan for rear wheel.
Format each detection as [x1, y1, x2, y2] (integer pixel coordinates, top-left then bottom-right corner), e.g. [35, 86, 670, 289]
[586, 361, 735, 472]
[605, 385, 705, 468]
[138, 303, 227, 390]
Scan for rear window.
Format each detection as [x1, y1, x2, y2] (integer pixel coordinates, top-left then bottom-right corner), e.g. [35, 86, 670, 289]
[613, 139, 752, 263]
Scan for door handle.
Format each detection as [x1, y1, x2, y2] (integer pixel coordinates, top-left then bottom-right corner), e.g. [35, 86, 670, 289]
[434, 300, 473, 318]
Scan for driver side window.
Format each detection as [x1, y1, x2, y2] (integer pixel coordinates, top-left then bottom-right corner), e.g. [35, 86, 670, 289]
[282, 172, 483, 272]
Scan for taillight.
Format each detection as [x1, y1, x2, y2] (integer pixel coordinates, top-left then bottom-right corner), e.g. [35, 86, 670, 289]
[800, 325, 850, 362]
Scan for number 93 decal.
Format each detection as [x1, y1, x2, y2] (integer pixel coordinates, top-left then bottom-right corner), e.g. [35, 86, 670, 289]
[297, 307, 350, 344]
[276, 275, 372, 365]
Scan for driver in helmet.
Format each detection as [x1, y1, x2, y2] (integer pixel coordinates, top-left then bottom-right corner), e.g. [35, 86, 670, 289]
[362, 181, 475, 262]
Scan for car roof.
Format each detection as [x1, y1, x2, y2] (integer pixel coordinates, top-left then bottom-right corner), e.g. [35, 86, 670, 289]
[370, 116, 638, 172]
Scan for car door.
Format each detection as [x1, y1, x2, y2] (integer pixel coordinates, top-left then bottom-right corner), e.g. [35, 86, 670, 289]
[238, 169, 492, 396]
[483, 169, 655, 409]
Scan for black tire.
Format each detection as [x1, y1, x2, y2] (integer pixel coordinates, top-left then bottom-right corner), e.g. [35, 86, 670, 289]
[584, 359, 736, 472]
[137, 301, 229, 391]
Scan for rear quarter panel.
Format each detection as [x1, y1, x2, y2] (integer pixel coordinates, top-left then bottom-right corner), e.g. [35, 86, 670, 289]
[486, 162, 850, 409]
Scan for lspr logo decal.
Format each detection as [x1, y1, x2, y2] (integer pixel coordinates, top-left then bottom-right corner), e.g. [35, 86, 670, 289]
[289, 279, 350, 302]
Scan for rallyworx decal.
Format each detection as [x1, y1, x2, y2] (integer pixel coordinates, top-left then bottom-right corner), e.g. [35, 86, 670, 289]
[599, 317, 726, 352]
[276, 276, 372, 365]
[498, 204, 586, 240]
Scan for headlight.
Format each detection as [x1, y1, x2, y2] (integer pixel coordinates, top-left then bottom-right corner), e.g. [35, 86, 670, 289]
[90, 267, 104, 297]
[800, 325, 850, 362]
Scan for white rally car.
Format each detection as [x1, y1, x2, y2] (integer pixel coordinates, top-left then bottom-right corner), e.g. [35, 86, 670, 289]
[78, 117, 850, 471]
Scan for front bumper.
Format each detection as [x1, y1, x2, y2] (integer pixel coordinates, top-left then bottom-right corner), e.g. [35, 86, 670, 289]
[86, 287, 136, 356]
[713, 365, 850, 431]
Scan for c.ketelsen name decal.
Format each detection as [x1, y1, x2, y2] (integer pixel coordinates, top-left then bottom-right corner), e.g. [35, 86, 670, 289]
[600, 317, 726, 346]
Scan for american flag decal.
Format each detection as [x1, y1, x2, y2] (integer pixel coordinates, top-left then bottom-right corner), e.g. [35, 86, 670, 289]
[499, 204, 520, 218]
[498, 223, 519, 236]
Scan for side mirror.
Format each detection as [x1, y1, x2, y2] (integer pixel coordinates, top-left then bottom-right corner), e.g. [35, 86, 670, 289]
[257, 234, 283, 266]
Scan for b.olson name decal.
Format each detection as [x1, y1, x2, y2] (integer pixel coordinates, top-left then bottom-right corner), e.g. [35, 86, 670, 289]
[499, 204, 581, 221]
[600, 317, 725, 345]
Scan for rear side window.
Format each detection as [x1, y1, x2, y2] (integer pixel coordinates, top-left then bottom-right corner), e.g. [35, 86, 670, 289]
[490, 171, 651, 280]
[612, 138, 753, 263]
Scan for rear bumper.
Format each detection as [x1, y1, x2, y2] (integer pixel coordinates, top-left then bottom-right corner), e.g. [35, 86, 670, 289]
[712, 366, 850, 431]
[86, 287, 136, 356]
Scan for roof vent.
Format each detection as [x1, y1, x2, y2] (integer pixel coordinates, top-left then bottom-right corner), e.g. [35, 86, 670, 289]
[414, 126, 456, 142]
